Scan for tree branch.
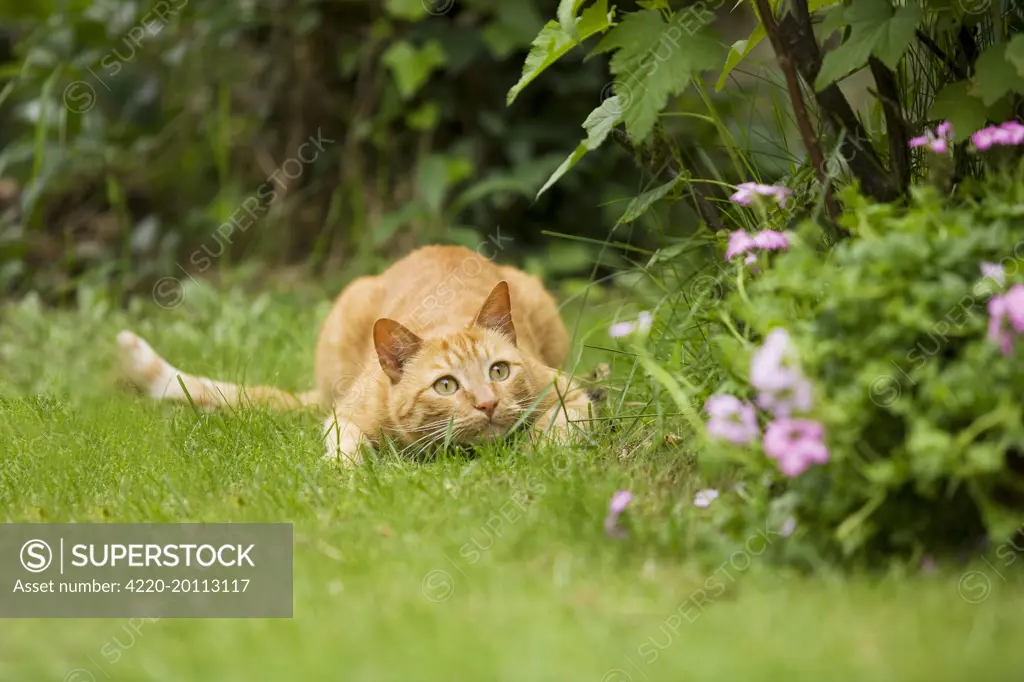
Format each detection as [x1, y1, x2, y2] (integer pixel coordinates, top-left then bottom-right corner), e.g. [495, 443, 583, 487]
[868, 57, 910, 196]
[777, 7, 899, 203]
[753, 0, 841, 227]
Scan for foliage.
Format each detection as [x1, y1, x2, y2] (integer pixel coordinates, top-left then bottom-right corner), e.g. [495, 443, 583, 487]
[513, 0, 1024, 227]
[699, 173, 1024, 562]
[0, 0, 675, 300]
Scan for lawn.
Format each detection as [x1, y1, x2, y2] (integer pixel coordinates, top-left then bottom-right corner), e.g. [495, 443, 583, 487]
[2, 278, 1023, 682]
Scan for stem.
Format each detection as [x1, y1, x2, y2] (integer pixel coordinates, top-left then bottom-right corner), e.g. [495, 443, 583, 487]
[915, 29, 968, 79]
[753, 0, 842, 228]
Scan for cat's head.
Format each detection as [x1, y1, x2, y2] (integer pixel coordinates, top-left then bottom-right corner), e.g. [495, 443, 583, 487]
[372, 281, 538, 448]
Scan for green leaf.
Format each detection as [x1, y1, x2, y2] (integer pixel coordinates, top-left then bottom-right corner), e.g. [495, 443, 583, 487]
[537, 100, 622, 198]
[930, 81, 987, 138]
[557, 0, 587, 35]
[971, 43, 1024, 107]
[591, 8, 664, 55]
[536, 145, 588, 199]
[872, 3, 922, 67]
[383, 0, 426, 21]
[620, 175, 681, 223]
[406, 101, 439, 131]
[595, 9, 722, 142]
[1006, 34, 1024, 78]
[716, 26, 765, 91]
[814, 0, 922, 90]
[417, 154, 474, 215]
[507, 0, 612, 105]
[382, 40, 448, 100]
[819, 5, 846, 38]
[810, 0, 843, 11]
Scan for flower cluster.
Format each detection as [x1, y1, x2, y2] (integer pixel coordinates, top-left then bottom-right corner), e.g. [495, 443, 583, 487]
[908, 121, 953, 154]
[987, 284, 1024, 357]
[907, 120, 1024, 154]
[972, 121, 1024, 151]
[704, 395, 758, 444]
[724, 229, 790, 269]
[704, 329, 830, 477]
[729, 182, 792, 207]
[751, 329, 813, 417]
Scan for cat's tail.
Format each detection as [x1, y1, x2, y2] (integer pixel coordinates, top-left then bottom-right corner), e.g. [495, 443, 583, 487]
[116, 330, 320, 411]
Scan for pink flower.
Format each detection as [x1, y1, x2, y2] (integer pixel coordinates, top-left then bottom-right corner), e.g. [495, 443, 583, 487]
[705, 394, 759, 444]
[1005, 286, 1024, 331]
[987, 285, 1024, 356]
[763, 418, 830, 477]
[973, 129, 995, 151]
[752, 230, 790, 251]
[988, 296, 1014, 356]
[982, 262, 1006, 287]
[755, 376, 814, 418]
[729, 182, 792, 207]
[693, 489, 719, 507]
[724, 229, 791, 263]
[609, 311, 653, 338]
[751, 329, 814, 417]
[972, 121, 1024, 151]
[604, 490, 633, 538]
[750, 329, 797, 391]
[908, 121, 953, 153]
[725, 230, 755, 260]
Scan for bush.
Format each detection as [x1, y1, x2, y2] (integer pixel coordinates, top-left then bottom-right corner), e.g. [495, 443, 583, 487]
[697, 173, 1024, 564]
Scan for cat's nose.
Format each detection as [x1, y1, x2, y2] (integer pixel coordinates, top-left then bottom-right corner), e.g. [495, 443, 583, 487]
[475, 398, 498, 419]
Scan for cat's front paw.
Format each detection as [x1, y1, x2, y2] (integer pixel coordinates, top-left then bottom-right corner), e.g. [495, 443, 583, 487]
[322, 418, 368, 466]
[533, 403, 590, 444]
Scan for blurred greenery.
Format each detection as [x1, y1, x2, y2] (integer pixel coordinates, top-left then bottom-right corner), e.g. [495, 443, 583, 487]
[0, 0, 750, 302]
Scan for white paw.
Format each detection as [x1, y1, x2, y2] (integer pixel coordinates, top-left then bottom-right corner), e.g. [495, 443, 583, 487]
[534, 404, 589, 443]
[116, 330, 180, 398]
[322, 418, 366, 466]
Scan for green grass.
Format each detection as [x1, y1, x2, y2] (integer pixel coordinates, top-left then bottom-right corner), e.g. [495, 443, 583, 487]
[2, 278, 1024, 682]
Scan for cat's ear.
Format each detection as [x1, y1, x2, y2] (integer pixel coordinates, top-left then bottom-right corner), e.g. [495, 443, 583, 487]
[373, 318, 423, 384]
[473, 281, 516, 345]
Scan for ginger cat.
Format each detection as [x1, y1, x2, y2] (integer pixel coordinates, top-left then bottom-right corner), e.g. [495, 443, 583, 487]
[117, 245, 592, 464]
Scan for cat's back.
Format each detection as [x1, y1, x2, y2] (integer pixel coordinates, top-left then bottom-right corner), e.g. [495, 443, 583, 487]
[375, 245, 503, 316]
[374, 245, 567, 364]
[381, 245, 496, 288]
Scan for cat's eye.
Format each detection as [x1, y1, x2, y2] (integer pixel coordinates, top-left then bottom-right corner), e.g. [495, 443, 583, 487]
[489, 362, 510, 382]
[433, 376, 459, 395]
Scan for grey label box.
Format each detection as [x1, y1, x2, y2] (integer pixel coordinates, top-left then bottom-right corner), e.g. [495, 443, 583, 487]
[0, 523, 292, 618]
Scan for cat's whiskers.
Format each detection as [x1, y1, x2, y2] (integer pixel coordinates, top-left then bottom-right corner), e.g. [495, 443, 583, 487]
[403, 416, 477, 458]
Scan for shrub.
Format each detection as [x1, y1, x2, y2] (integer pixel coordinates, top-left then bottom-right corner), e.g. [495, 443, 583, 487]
[699, 172, 1024, 563]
